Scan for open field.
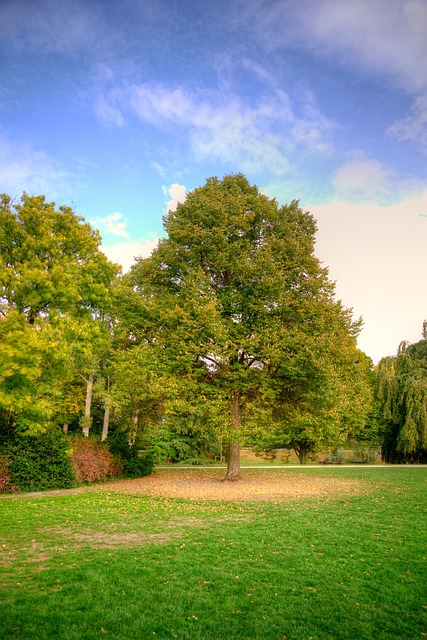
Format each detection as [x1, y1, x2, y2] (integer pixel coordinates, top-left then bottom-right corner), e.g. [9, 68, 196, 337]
[1, 468, 426, 639]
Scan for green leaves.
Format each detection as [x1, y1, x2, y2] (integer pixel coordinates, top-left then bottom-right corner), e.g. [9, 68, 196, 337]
[378, 335, 427, 462]
[0, 192, 119, 436]
[0, 312, 68, 434]
[117, 174, 370, 468]
[0, 193, 119, 321]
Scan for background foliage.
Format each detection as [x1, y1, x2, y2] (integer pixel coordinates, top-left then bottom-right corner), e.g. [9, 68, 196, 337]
[0, 182, 425, 493]
[377, 335, 427, 463]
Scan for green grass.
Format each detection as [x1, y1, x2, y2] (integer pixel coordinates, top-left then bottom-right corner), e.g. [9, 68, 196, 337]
[1, 468, 426, 639]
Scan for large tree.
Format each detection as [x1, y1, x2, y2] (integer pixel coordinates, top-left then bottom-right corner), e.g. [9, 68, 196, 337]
[377, 329, 427, 463]
[121, 174, 364, 479]
[0, 193, 119, 435]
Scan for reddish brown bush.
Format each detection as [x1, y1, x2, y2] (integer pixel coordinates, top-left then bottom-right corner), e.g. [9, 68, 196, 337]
[0, 455, 19, 493]
[70, 438, 123, 483]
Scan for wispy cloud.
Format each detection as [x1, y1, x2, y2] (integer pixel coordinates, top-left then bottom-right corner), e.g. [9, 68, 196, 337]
[238, 0, 427, 151]
[96, 82, 334, 176]
[94, 95, 125, 127]
[242, 0, 427, 94]
[92, 212, 129, 238]
[389, 94, 427, 152]
[104, 213, 129, 238]
[331, 152, 423, 204]
[302, 0, 427, 93]
[0, 134, 69, 197]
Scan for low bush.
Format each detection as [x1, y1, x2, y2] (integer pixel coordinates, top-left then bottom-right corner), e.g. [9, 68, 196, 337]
[107, 431, 154, 478]
[69, 437, 123, 483]
[0, 430, 75, 492]
[0, 455, 19, 493]
[122, 448, 154, 477]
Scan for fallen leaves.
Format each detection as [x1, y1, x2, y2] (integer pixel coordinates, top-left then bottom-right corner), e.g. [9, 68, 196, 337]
[90, 470, 367, 502]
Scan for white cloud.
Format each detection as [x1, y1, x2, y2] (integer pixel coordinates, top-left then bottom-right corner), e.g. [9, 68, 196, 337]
[93, 212, 129, 238]
[306, 0, 427, 93]
[310, 189, 427, 363]
[128, 84, 194, 126]
[163, 183, 186, 212]
[102, 238, 159, 273]
[239, 0, 427, 150]
[245, 0, 427, 94]
[331, 152, 422, 204]
[98, 82, 333, 176]
[0, 134, 69, 197]
[332, 155, 392, 202]
[150, 162, 168, 179]
[389, 94, 427, 152]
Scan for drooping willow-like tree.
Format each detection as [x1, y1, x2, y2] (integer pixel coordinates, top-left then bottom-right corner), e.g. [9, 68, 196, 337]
[377, 326, 427, 463]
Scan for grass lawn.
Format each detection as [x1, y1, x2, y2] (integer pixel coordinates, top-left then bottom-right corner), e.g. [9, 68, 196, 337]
[1, 468, 426, 639]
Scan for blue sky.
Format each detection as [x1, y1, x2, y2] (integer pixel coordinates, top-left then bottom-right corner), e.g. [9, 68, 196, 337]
[1, 0, 426, 363]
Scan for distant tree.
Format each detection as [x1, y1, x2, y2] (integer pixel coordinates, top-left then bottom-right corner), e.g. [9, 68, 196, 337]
[247, 339, 373, 464]
[377, 330, 427, 463]
[111, 339, 226, 463]
[53, 315, 114, 438]
[118, 174, 365, 479]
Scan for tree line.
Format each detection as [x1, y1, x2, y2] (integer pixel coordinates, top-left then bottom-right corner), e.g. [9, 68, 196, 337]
[0, 176, 425, 489]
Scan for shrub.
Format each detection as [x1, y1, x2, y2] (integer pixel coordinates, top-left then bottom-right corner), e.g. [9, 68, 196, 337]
[70, 437, 123, 483]
[107, 431, 154, 478]
[0, 455, 19, 493]
[0, 430, 75, 492]
[121, 448, 154, 478]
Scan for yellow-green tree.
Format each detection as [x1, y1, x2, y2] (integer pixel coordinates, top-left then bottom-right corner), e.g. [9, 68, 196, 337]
[0, 193, 119, 436]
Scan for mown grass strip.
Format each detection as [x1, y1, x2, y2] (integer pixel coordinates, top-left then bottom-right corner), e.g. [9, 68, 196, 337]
[1, 468, 426, 639]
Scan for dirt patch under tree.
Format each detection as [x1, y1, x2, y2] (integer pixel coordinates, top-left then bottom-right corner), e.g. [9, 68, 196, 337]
[94, 469, 366, 502]
[8, 469, 369, 502]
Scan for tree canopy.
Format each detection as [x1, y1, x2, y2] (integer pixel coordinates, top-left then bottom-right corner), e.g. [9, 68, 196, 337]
[118, 174, 371, 478]
[0, 193, 118, 322]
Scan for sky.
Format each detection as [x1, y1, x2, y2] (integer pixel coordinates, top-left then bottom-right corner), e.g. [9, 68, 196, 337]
[1, 0, 426, 363]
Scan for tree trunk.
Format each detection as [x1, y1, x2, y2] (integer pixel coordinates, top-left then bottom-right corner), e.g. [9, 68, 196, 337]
[101, 406, 110, 442]
[63, 423, 68, 434]
[128, 411, 138, 446]
[101, 376, 110, 442]
[296, 443, 308, 465]
[82, 373, 94, 437]
[223, 393, 242, 481]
